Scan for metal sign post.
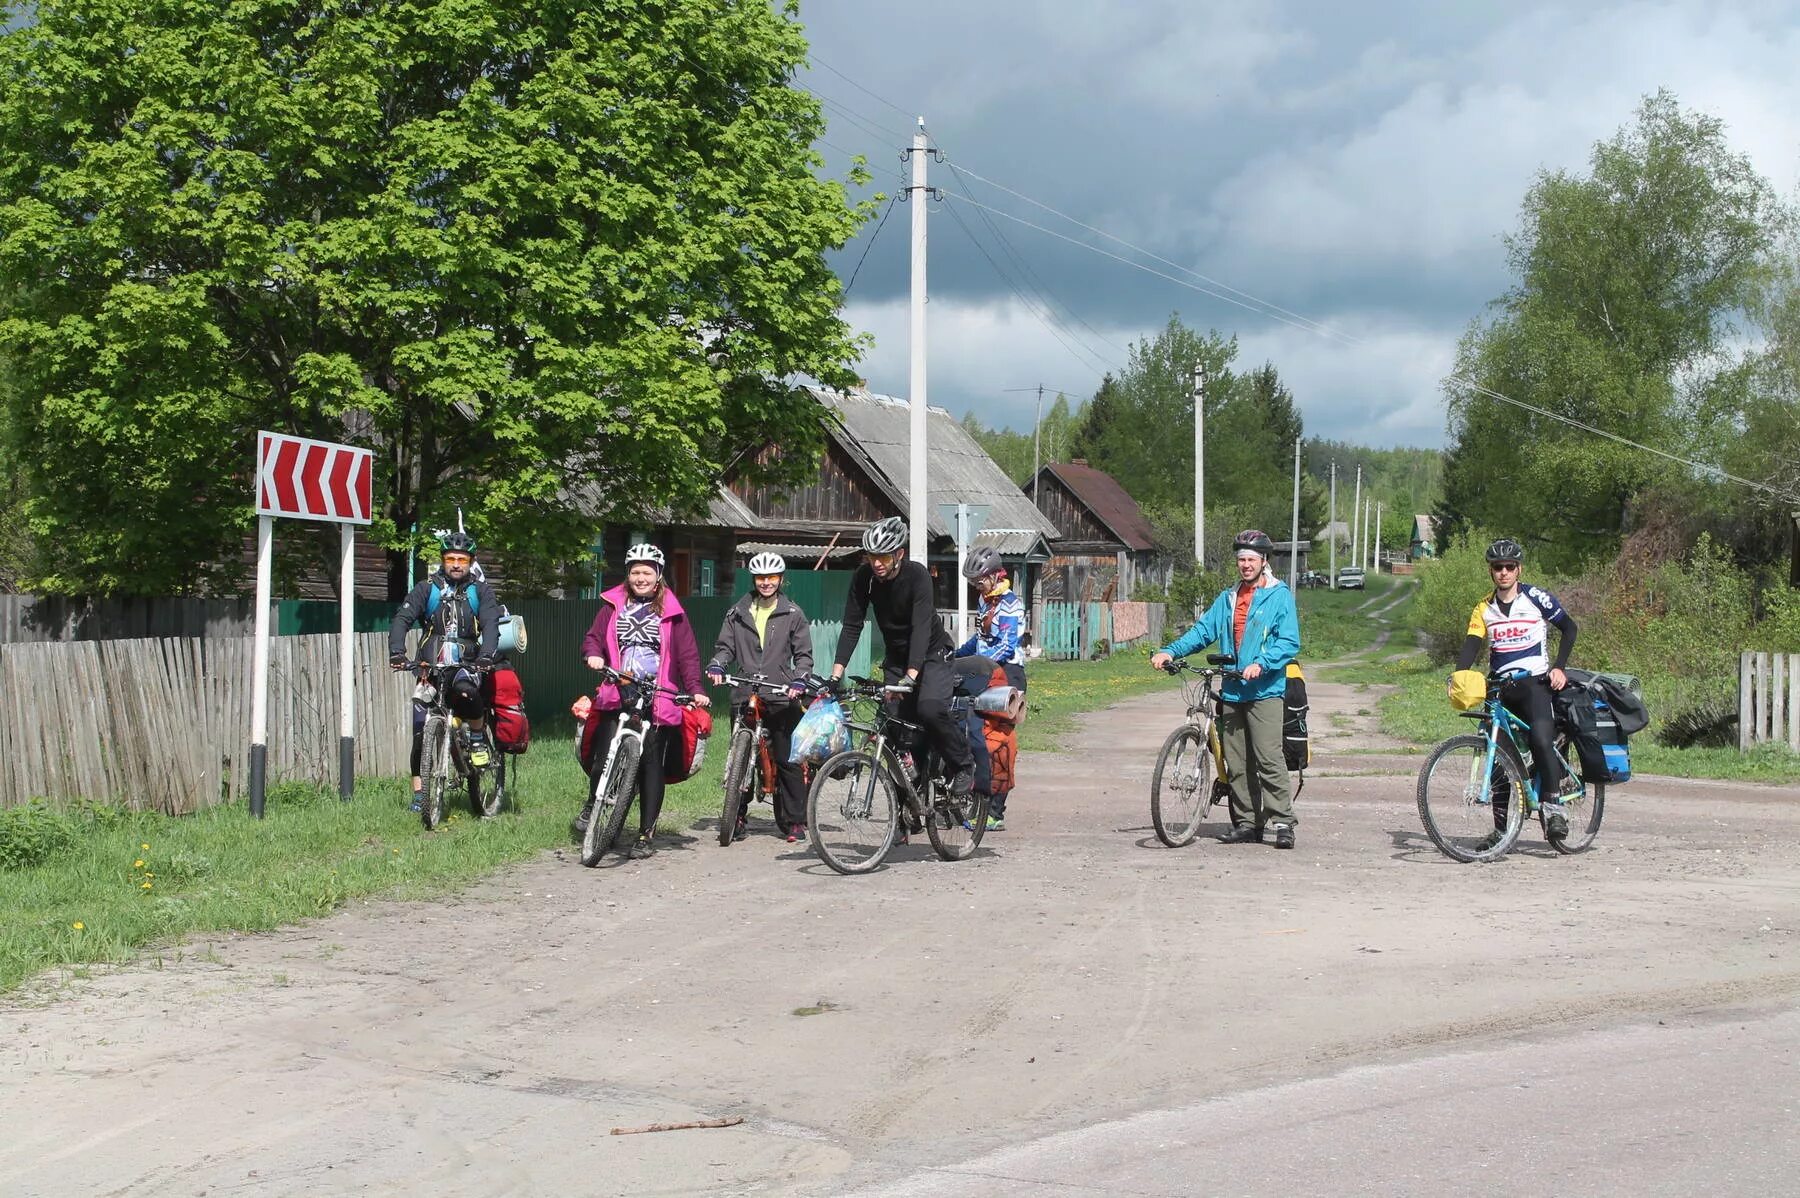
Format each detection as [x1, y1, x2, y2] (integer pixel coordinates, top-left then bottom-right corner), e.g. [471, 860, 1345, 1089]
[251, 431, 374, 817]
[940, 502, 990, 643]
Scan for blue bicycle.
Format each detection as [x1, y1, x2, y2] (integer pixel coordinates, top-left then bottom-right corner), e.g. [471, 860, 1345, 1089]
[1415, 671, 1604, 862]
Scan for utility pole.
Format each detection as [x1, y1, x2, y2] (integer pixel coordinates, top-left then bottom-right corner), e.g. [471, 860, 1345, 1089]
[906, 117, 933, 563]
[1193, 363, 1206, 570]
[1328, 461, 1337, 589]
[1032, 383, 1044, 493]
[1350, 465, 1362, 569]
[1374, 500, 1383, 574]
[1288, 437, 1301, 589]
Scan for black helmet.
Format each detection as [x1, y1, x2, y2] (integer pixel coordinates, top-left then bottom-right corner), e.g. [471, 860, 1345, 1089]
[861, 516, 908, 555]
[962, 545, 1003, 581]
[1233, 529, 1274, 557]
[1485, 537, 1524, 564]
[439, 530, 477, 556]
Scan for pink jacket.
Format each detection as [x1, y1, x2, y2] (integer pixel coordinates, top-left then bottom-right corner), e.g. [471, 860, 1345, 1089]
[580, 585, 704, 726]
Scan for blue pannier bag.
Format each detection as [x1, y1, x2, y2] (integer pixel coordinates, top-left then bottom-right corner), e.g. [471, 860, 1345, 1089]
[1593, 698, 1631, 784]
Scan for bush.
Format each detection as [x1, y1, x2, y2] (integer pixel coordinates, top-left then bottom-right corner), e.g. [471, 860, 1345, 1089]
[0, 801, 78, 870]
[1410, 531, 1508, 663]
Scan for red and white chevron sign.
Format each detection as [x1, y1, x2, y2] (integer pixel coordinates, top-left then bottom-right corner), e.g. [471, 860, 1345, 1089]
[255, 431, 373, 525]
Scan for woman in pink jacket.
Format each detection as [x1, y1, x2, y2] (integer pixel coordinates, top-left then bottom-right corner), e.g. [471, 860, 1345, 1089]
[574, 543, 709, 858]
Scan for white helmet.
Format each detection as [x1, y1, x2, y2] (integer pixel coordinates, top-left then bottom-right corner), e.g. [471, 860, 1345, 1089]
[624, 543, 665, 571]
[861, 516, 908, 555]
[746, 551, 786, 576]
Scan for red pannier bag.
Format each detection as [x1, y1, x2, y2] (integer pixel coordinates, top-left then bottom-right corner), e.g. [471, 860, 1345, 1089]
[662, 704, 713, 783]
[482, 666, 530, 753]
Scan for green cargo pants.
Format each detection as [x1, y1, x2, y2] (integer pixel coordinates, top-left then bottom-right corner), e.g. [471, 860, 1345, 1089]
[1219, 696, 1295, 829]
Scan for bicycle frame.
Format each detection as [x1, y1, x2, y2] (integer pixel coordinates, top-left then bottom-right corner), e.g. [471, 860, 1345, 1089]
[1462, 677, 1581, 812]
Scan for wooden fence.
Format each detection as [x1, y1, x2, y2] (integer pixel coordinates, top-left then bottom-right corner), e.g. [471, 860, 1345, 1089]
[0, 594, 264, 643]
[0, 633, 410, 813]
[1035, 601, 1168, 661]
[1739, 652, 1800, 752]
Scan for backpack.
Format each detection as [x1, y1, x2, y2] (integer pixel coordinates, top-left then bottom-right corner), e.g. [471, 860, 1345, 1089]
[661, 704, 714, 784]
[1283, 662, 1310, 778]
[482, 666, 530, 754]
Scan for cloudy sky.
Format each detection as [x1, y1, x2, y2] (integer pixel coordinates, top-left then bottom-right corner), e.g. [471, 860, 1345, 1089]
[794, 1, 1800, 447]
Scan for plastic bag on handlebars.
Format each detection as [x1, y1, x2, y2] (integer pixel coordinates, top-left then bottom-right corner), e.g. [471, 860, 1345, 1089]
[789, 694, 850, 764]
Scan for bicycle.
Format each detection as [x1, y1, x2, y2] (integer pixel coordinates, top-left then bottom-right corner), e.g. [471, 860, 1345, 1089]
[1149, 655, 1240, 847]
[712, 672, 812, 846]
[579, 667, 696, 867]
[1415, 670, 1604, 863]
[804, 676, 988, 874]
[407, 659, 505, 831]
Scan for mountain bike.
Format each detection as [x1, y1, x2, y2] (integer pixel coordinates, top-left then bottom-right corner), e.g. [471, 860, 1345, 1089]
[805, 676, 988, 874]
[713, 672, 812, 846]
[1149, 655, 1240, 847]
[579, 667, 696, 867]
[408, 660, 505, 830]
[1415, 670, 1604, 863]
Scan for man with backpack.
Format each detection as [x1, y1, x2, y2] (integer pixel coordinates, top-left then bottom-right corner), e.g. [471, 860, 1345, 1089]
[388, 531, 500, 810]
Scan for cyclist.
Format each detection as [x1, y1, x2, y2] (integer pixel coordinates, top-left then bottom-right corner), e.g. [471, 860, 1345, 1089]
[1150, 529, 1302, 848]
[1452, 537, 1578, 845]
[706, 551, 815, 843]
[828, 516, 975, 805]
[388, 531, 500, 811]
[575, 543, 710, 860]
[955, 545, 1026, 830]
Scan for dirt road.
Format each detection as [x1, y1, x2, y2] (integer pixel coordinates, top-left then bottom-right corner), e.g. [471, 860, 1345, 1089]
[5, 674, 1797, 1196]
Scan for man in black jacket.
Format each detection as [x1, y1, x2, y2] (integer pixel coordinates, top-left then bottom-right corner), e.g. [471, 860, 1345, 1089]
[388, 531, 500, 807]
[828, 517, 974, 798]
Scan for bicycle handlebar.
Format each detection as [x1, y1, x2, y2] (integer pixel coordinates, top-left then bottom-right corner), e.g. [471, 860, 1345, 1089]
[590, 665, 698, 705]
[708, 670, 818, 696]
[1161, 657, 1243, 680]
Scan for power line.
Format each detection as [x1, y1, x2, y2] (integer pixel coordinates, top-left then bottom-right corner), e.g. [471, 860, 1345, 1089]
[842, 191, 900, 297]
[807, 55, 916, 125]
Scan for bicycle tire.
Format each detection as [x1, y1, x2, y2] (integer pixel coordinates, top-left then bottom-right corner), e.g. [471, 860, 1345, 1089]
[581, 737, 640, 866]
[420, 716, 450, 831]
[1416, 734, 1526, 862]
[1151, 724, 1211, 847]
[1548, 738, 1605, 853]
[924, 776, 988, 861]
[469, 750, 502, 818]
[806, 749, 898, 874]
[719, 726, 755, 846]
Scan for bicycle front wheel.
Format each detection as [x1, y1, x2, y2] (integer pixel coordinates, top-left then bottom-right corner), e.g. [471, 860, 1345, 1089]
[806, 750, 898, 874]
[925, 778, 988, 861]
[469, 753, 502, 818]
[1416, 734, 1525, 862]
[1151, 723, 1212, 847]
[420, 716, 450, 831]
[719, 726, 755, 846]
[1548, 738, 1605, 854]
[581, 738, 640, 866]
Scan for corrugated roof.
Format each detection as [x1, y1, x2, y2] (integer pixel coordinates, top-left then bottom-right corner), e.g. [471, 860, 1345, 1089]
[1037, 461, 1156, 551]
[738, 540, 862, 562]
[814, 387, 1060, 558]
[1412, 514, 1436, 543]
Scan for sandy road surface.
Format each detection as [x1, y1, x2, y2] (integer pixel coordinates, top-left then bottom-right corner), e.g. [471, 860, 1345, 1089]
[4, 674, 1797, 1196]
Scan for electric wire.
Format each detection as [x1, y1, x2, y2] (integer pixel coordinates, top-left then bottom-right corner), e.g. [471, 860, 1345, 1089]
[806, 55, 917, 125]
[842, 190, 900, 297]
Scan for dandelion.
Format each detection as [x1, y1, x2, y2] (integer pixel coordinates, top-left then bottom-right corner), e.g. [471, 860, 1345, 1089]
[133, 859, 144, 869]
[72, 921, 85, 931]
[141, 843, 150, 851]
[140, 881, 152, 890]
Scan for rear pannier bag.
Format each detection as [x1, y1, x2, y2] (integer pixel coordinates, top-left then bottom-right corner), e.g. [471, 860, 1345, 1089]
[482, 666, 530, 753]
[661, 703, 714, 784]
[1282, 662, 1310, 773]
[1554, 680, 1631, 785]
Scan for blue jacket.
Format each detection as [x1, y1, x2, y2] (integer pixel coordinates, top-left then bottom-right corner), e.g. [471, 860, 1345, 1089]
[1160, 577, 1300, 703]
[956, 588, 1024, 665]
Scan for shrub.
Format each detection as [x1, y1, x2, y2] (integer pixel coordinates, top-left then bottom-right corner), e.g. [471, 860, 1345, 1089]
[0, 801, 78, 870]
[1410, 531, 1507, 663]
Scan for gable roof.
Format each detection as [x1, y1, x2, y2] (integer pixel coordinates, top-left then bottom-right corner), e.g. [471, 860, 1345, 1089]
[814, 387, 1060, 558]
[1412, 514, 1436, 544]
[1034, 461, 1156, 551]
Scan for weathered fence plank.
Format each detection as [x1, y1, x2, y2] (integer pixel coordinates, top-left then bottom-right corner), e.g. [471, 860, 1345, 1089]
[1739, 651, 1800, 754]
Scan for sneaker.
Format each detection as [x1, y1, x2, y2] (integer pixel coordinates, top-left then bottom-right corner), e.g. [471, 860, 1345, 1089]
[465, 732, 492, 769]
[948, 764, 975, 798]
[628, 837, 655, 860]
[1217, 824, 1264, 844]
[1474, 829, 1504, 853]
[984, 815, 1005, 833]
[570, 799, 595, 839]
[790, 823, 807, 844]
[734, 817, 749, 842]
[1269, 821, 1295, 850]
[409, 793, 423, 813]
[1541, 802, 1570, 842]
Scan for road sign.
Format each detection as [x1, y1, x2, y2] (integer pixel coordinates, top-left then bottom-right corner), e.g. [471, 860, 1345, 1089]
[938, 502, 990, 546]
[256, 431, 373, 525]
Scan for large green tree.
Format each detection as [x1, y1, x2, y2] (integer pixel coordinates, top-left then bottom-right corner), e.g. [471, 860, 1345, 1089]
[0, 0, 872, 596]
[1437, 91, 1782, 570]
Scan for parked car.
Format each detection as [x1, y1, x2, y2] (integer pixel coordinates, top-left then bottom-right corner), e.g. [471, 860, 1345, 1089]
[1336, 567, 1366, 590]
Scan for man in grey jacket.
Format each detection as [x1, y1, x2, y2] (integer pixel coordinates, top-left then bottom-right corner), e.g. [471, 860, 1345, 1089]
[707, 553, 815, 841]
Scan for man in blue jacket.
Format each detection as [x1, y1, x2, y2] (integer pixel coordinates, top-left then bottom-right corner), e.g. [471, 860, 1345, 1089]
[1151, 530, 1303, 848]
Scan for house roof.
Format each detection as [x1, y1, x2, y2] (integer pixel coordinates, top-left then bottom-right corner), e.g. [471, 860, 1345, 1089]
[1034, 461, 1156, 551]
[1315, 520, 1351, 540]
[814, 387, 1060, 559]
[1412, 514, 1436, 543]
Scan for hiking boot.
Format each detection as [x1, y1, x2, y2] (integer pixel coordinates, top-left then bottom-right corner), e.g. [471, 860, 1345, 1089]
[409, 793, 424, 814]
[1541, 802, 1570, 842]
[1270, 821, 1295, 850]
[1474, 829, 1505, 853]
[570, 799, 595, 839]
[948, 764, 975, 798]
[1217, 824, 1264, 844]
[465, 731, 492, 769]
[628, 836, 656, 860]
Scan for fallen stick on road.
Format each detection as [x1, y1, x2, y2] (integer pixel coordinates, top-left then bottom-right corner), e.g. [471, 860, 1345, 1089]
[610, 1116, 745, 1136]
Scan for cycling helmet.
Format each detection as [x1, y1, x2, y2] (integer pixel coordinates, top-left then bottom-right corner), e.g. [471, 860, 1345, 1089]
[439, 531, 477, 556]
[1233, 529, 1274, 557]
[962, 545, 1003, 581]
[861, 516, 908, 555]
[746, 551, 786, 576]
[624, 543, 666, 571]
[1485, 537, 1524, 564]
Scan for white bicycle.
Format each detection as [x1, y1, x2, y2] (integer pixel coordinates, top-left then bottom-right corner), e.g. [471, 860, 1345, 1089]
[579, 667, 696, 866]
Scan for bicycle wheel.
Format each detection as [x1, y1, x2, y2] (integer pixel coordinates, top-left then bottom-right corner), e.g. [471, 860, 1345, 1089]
[469, 750, 502, 818]
[719, 726, 755, 846]
[580, 737, 640, 867]
[420, 716, 450, 831]
[1151, 723, 1212, 847]
[806, 750, 898, 874]
[1548, 738, 1605, 853]
[925, 776, 988, 861]
[1416, 734, 1526, 862]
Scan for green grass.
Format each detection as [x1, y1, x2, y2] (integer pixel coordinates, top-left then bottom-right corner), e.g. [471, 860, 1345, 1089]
[1325, 651, 1800, 783]
[1295, 572, 1413, 663]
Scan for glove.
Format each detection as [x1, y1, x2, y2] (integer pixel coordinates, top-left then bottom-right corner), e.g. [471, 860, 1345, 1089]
[389, 652, 410, 670]
[825, 675, 846, 697]
[705, 667, 725, 684]
[787, 682, 806, 699]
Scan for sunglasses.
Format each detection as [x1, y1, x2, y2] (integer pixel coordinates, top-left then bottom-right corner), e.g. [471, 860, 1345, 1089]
[442, 553, 472, 565]
[1489, 561, 1520, 572]
[865, 552, 897, 566]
